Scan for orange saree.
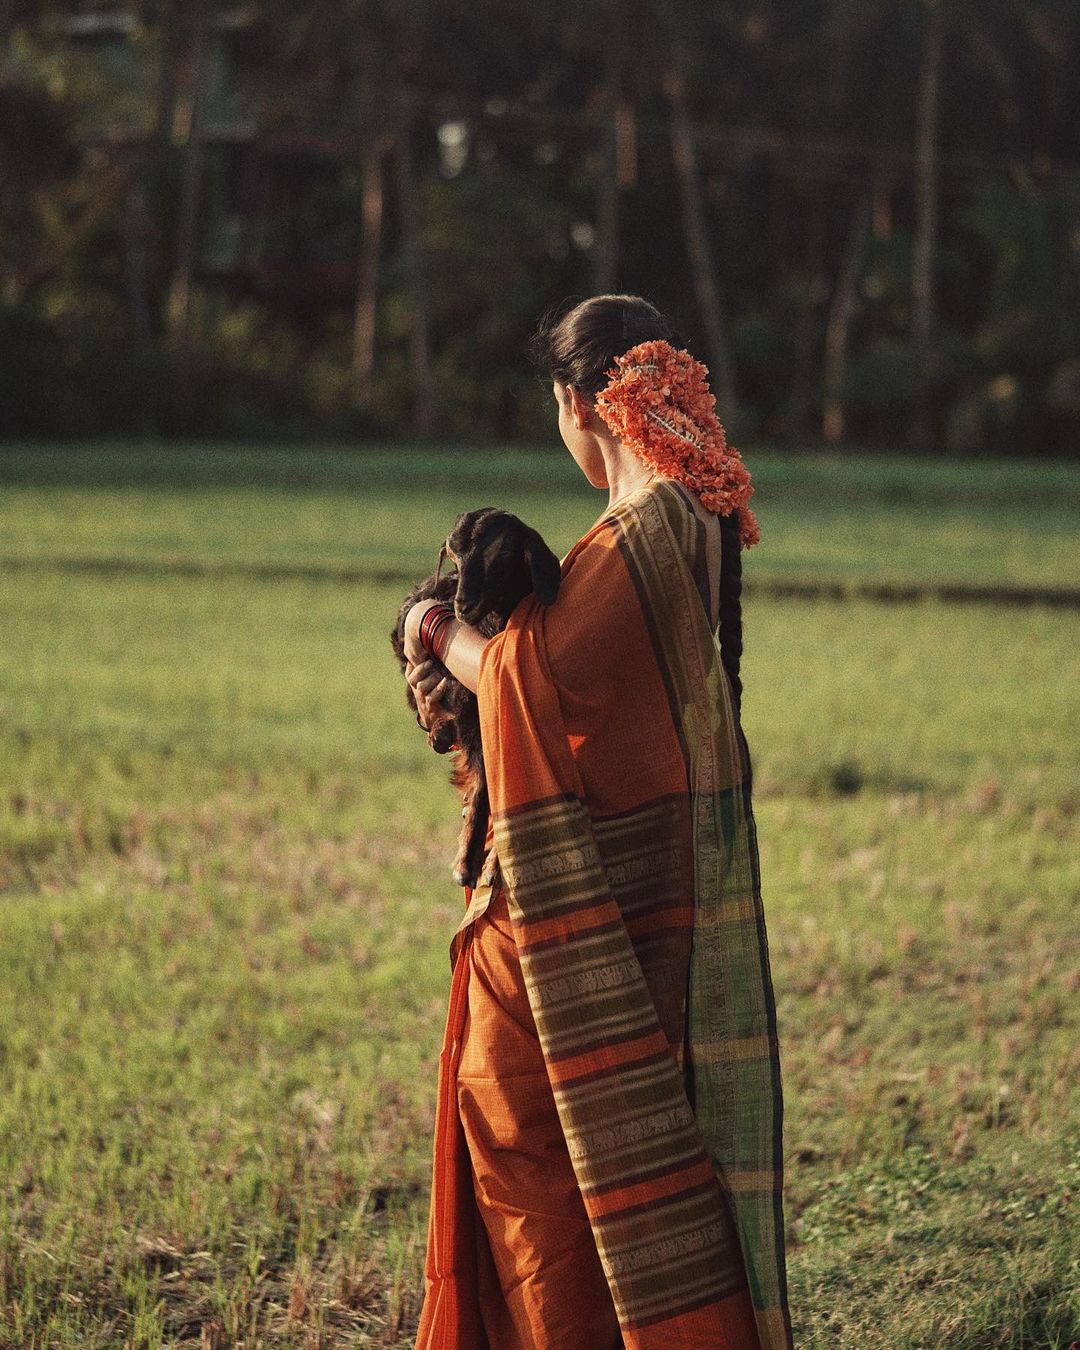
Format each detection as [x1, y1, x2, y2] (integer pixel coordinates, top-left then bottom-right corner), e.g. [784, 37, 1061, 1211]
[416, 478, 791, 1350]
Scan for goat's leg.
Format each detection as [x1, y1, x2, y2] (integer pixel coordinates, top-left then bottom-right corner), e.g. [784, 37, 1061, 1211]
[452, 770, 489, 890]
[459, 772, 491, 896]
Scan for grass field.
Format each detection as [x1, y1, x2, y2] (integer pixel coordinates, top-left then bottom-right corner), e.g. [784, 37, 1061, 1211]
[2, 443, 1079, 592]
[1, 445, 1078, 1348]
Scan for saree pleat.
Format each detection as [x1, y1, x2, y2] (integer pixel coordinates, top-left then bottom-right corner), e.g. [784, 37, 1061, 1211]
[416, 478, 791, 1350]
[458, 890, 625, 1350]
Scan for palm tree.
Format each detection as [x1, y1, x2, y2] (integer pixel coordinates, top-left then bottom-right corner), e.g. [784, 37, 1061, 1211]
[393, 85, 436, 434]
[823, 191, 873, 443]
[655, 7, 739, 424]
[165, 0, 208, 344]
[259, 0, 438, 429]
[909, 0, 945, 451]
[594, 33, 622, 294]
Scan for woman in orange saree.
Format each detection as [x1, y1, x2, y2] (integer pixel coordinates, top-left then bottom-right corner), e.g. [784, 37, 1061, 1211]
[405, 295, 792, 1350]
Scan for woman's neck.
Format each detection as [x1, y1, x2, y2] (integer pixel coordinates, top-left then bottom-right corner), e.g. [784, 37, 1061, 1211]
[601, 438, 657, 509]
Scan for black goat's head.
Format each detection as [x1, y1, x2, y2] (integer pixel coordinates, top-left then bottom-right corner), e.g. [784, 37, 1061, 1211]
[441, 507, 561, 626]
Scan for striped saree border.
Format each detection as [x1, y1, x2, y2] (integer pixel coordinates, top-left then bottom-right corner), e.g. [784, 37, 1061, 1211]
[609, 482, 792, 1348]
[493, 792, 752, 1333]
[481, 477, 792, 1347]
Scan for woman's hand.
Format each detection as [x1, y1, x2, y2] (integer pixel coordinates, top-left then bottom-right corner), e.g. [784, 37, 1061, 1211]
[407, 657, 449, 730]
[404, 597, 488, 699]
[404, 599, 443, 665]
[404, 601, 451, 729]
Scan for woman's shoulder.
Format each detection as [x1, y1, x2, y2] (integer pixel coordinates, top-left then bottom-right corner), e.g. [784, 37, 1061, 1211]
[588, 477, 722, 630]
[568, 477, 681, 556]
[526, 479, 715, 641]
[587, 477, 717, 568]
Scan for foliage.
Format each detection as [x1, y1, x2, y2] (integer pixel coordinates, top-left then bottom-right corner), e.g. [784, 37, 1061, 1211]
[1, 2, 1079, 448]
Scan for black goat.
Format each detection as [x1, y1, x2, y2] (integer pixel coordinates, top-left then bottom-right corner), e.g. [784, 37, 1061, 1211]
[391, 508, 561, 888]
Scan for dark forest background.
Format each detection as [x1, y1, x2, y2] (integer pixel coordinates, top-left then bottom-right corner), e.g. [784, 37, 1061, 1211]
[2, 0, 1079, 454]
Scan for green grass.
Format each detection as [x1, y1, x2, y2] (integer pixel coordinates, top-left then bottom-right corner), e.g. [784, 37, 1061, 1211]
[0, 446, 1078, 1347]
[2, 443, 1079, 591]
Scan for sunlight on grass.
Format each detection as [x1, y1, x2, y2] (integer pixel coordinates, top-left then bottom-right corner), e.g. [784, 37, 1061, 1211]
[0, 449, 1077, 1346]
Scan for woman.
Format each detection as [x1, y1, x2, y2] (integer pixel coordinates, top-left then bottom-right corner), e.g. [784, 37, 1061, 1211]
[403, 295, 791, 1350]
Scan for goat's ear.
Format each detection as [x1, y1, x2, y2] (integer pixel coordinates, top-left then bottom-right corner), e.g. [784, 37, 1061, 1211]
[522, 527, 561, 605]
[455, 543, 488, 619]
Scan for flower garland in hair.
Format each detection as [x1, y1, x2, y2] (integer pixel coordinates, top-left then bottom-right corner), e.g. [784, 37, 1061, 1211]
[594, 339, 760, 547]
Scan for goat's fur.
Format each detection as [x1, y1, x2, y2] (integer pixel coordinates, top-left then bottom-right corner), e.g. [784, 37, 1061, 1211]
[390, 508, 561, 888]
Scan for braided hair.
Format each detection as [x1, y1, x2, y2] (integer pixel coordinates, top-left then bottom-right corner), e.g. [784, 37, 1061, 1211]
[531, 294, 747, 715]
[717, 508, 744, 714]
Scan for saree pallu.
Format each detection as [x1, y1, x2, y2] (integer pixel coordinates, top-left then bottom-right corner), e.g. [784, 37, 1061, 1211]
[416, 478, 792, 1350]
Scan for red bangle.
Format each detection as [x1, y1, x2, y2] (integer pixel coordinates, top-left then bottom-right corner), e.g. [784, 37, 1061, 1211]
[426, 611, 455, 662]
[418, 603, 454, 658]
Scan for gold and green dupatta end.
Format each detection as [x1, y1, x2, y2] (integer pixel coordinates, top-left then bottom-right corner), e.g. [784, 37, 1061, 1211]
[477, 481, 792, 1349]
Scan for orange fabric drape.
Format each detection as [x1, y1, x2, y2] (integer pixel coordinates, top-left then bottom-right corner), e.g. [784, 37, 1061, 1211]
[416, 478, 789, 1350]
[416, 885, 762, 1350]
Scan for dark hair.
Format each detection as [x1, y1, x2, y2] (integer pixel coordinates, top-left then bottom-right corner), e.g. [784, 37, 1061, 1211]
[717, 509, 744, 715]
[530, 294, 680, 404]
[530, 293, 747, 715]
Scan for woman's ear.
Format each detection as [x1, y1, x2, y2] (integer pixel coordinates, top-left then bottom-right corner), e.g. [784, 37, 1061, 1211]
[455, 546, 488, 622]
[568, 385, 592, 430]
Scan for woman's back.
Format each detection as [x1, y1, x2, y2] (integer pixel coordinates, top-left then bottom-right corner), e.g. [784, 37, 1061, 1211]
[469, 473, 788, 1348]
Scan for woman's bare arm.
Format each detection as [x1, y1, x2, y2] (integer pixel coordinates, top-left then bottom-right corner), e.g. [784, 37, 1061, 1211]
[436, 619, 489, 694]
[404, 603, 490, 727]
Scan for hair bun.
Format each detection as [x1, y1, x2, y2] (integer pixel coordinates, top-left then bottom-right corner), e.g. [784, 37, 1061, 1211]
[595, 339, 760, 547]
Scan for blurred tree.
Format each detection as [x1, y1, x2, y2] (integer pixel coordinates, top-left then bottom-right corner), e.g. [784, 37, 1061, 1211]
[823, 191, 873, 444]
[661, 45, 738, 424]
[2, 0, 1079, 449]
[653, 4, 740, 423]
[165, 0, 208, 344]
[273, 0, 438, 431]
[909, 0, 945, 452]
[0, 78, 78, 304]
[593, 29, 623, 293]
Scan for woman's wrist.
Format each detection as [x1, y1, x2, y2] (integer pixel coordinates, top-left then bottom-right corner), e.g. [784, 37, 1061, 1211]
[405, 600, 487, 695]
[407, 599, 457, 662]
[407, 599, 446, 648]
[419, 603, 455, 660]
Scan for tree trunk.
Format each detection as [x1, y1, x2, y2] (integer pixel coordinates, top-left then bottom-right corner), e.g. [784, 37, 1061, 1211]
[352, 140, 385, 411]
[152, 1, 182, 151]
[663, 53, 738, 424]
[823, 190, 873, 444]
[0, 0, 17, 45]
[785, 183, 829, 443]
[615, 101, 637, 191]
[393, 101, 437, 436]
[594, 40, 621, 294]
[140, 0, 180, 338]
[166, 0, 208, 344]
[124, 175, 156, 437]
[910, 0, 946, 452]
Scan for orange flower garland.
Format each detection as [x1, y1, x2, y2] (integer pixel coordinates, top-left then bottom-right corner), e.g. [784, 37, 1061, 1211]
[594, 339, 760, 547]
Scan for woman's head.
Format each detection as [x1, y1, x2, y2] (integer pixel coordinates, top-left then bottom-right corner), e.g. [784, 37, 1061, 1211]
[530, 294, 680, 406]
[530, 293, 749, 717]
